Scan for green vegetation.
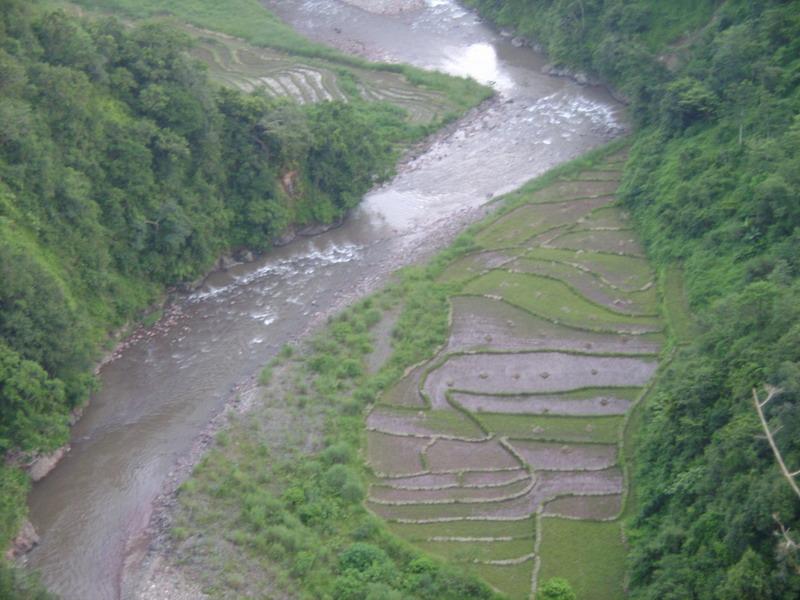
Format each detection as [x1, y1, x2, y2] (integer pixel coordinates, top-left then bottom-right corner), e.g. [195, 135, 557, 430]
[164, 273, 501, 599]
[158, 146, 644, 600]
[537, 518, 626, 600]
[538, 576, 577, 600]
[463, 270, 660, 332]
[465, 0, 800, 598]
[357, 148, 660, 599]
[61, 0, 490, 115]
[0, 0, 487, 584]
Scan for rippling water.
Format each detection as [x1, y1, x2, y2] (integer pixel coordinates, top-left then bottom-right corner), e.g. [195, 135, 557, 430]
[26, 2, 624, 598]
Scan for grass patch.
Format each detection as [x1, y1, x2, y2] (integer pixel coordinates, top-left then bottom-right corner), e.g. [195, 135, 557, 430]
[463, 271, 660, 331]
[475, 413, 623, 444]
[525, 248, 654, 291]
[537, 517, 626, 600]
[474, 561, 535, 600]
[416, 537, 534, 563]
[388, 517, 535, 541]
[66, 0, 492, 114]
[661, 266, 695, 344]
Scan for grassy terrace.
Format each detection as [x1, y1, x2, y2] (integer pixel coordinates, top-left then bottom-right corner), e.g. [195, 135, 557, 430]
[363, 142, 674, 600]
[56, 0, 491, 126]
[153, 140, 685, 599]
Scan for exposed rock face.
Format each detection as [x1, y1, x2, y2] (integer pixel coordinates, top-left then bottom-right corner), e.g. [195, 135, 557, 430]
[273, 227, 297, 247]
[28, 445, 70, 482]
[511, 36, 529, 48]
[5, 519, 39, 560]
[543, 63, 596, 86]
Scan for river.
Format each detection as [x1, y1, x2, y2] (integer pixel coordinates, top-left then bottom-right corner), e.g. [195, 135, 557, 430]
[26, 1, 624, 598]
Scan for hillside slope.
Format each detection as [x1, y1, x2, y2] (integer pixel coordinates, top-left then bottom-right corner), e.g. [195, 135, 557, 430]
[463, 0, 800, 598]
[0, 0, 486, 582]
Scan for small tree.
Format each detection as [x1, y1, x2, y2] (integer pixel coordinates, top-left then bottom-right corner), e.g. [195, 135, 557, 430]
[538, 577, 577, 600]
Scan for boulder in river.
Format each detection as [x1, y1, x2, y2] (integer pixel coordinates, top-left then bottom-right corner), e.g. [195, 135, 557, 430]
[5, 519, 40, 560]
[511, 36, 529, 48]
[27, 445, 70, 482]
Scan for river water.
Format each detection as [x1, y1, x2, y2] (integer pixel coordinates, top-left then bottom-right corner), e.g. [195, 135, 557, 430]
[26, 1, 624, 598]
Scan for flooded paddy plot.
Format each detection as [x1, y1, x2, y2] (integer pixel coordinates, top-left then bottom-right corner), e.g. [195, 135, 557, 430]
[370, 476, 532, 504]
[423, 352, 658, 408]
[543, 493, 622, 520]
[463, 271, 661, 332]
[528, 180, 619, 203]
[367, 430, 428, 475]
[549, 228, 646, 257]
[379, 365, 426, 407]
[367, 485, 541, 520]
[507, 258, 658, 316]
[475, 196, 613, 249]
[525, 247, 655, 291]
[476, 413, 624, 443]
[425, 438, 520, 471]
[535, 467, 624, 498]
[364, 151, 661, 600]
[509, 440, 619, 471]
[454, 391, 635, 416]
[367, 406, 485, 439]
[461, 469, 531, 487]
[376, 472, 458, 489]
[187, 28, 452, 123]
[447, 296, 663, 354]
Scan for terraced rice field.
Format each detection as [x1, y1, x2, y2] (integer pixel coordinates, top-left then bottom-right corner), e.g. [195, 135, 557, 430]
[364, 150, 664, 599]
[185, 27, 454, 123]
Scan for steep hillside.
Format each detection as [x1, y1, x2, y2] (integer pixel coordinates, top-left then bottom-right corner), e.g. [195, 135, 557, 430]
[464, 0, 800, 598]
[0, 0, 486, 580]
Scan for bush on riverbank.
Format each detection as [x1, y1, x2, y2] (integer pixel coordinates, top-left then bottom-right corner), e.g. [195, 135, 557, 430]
[464, 1, 800, 598]
[0, 0, 484, 563]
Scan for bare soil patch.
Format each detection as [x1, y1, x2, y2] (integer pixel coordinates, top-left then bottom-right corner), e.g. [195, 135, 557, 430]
[379, 365, 426, 407]
[453, 392, 633, 416]
[447, 296, 662, 354]
[424, 352, 658, 408]
[425, 438, 520, 471]
[534, 467, 624, 498]
[367, 431, 429, 475]
[543, 493, 622, 520]
[369, 477, 532, 504]
[367, 406, 484, 439]
[509, 440, 618, 471]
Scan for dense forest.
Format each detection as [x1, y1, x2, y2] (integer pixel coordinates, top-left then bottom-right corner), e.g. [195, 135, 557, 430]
[464, 0, 800, 598]
[0, 0, 429, 567]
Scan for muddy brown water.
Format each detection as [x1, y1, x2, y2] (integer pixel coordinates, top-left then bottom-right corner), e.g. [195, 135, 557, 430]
[25, 2, 624, 598]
